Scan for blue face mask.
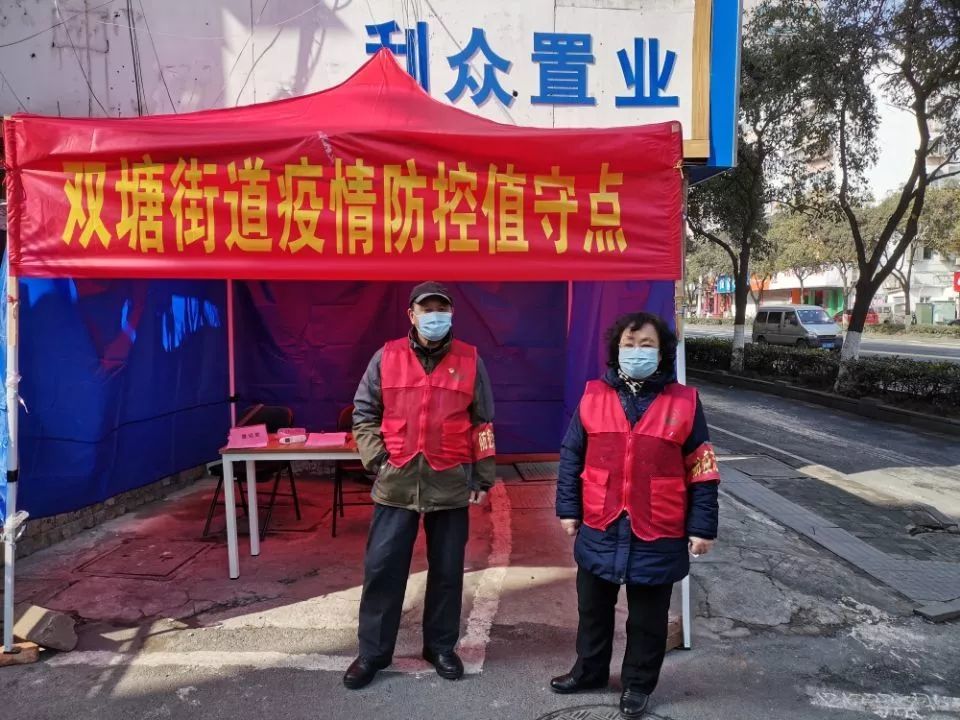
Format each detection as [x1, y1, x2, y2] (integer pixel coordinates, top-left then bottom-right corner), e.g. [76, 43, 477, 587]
[417, 311, 452, 342]
[618, 347, 659, 380]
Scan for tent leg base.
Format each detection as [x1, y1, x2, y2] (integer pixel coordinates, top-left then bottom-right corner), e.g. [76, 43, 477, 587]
[0, 643, 39, 667]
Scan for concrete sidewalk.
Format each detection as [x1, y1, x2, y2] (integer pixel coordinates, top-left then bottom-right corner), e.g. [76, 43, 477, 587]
[2, 463, 959, 720]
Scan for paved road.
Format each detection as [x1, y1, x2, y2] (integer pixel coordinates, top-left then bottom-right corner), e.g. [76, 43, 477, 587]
[5, 469, 960, 720]
[698, 379, 960, 561]
[686, 325, 960, 362]
[698, 380, 960, 477]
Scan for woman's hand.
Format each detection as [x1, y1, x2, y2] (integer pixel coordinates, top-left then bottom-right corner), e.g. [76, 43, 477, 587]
[560, 519, 581, 537]
[689, 536, 715, 557]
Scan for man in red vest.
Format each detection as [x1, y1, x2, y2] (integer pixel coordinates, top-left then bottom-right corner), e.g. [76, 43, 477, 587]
[343, 281, 496, 690]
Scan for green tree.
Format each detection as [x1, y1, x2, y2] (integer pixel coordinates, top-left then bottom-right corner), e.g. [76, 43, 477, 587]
[687, 11, 809, 371]
[768, 211, 825, 298]
[756, 0, 960, 363]
[684, 239, 729, 314]
[920, 182, 960, 257]
[750, 252, 779, 308]
[817, 209, 860, 313]
[877, 182, 960, 317]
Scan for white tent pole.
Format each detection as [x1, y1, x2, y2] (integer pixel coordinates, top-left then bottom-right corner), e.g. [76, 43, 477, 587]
[227, 279, 237, 427]
[678, 174, 693, 650]
[3, 272, 21, 654]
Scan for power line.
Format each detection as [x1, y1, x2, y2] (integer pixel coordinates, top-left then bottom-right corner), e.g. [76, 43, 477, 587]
[0, 67, 27, 111]
[53, 0, 109, 116]
[126, 0, 145, 115]
[233, 27, 282, 107]
[0, 0, 118, 49]
[212, 0, 271, 106]
[137, 0, 177, 113]
[89, 0, 330, 42]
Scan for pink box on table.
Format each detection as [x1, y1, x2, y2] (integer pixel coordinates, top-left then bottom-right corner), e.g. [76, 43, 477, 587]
[227, 424, 269, 448]
[305, 432, 349, 448]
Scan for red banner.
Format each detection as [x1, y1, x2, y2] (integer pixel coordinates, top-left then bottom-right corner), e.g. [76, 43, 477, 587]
[4, 51, 682, 281]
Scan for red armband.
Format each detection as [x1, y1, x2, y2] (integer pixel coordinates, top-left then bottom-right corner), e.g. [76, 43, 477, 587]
[472, 423, 496, 461]
[684, 442, 720, 484]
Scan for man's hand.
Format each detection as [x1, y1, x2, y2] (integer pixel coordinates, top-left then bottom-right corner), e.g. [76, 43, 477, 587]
[469, 490, 488, 506]
[689, 537, 715, 557]
[560, 519, 581, 537]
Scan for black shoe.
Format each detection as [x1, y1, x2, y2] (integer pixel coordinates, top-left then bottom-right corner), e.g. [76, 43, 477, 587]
[549, 673, 608, 694]
[343, 656, 387, 690]
[422, 648, 464, 680]
[619, 689, 650, 718]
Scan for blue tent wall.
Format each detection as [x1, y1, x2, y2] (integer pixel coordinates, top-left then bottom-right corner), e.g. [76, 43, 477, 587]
[9, 275, 675, 519]
[564, 281, 676, 429]
[16, 277, 228, 519]
[234, 281, 568, 454]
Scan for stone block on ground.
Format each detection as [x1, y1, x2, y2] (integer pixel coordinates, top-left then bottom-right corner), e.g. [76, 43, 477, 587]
[13, 604, 78, 651]
[915, 598, 960, 623]
[666, 612, 683, 651]
[0, 642, 40, 667]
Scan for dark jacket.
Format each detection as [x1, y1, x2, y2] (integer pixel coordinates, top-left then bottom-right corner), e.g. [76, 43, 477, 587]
[556, 368, 719, 586]
[352, 330, 496, 512]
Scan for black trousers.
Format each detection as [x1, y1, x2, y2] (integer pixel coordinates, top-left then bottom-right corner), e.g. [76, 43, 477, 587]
[357, 504, 469, 664]
[571, 567, 674, 694]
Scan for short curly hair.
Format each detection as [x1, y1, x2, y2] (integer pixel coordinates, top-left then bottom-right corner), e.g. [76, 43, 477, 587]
[605, 311, 677, 375]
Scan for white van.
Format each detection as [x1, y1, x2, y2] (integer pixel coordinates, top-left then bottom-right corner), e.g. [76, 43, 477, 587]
[752, 304, 842, 350]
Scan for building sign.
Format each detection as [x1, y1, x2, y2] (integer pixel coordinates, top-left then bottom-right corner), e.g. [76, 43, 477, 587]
[716, 275, 735, 294]
[357, 0, 715, 160]
[1, 1, 739, 171]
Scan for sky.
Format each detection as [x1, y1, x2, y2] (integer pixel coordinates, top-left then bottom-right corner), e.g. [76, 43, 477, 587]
[740, 0, 923, 202]
[871, 103, 922, 200]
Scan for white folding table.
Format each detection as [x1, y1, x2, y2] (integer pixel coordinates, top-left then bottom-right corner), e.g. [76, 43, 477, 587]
[219, 438, 362, 579]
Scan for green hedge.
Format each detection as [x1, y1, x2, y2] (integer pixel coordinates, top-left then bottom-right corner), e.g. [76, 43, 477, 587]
[743, 344, 839, 389]
[685, 338, 837, 388]
[685, 337, 733, 367]
[866, 323, 908, 335]
[686, 337, 960, 414]
[866, 323, 960, 338]
[838, 357, 960, 410]
[907, 324, 960, 338]
[686, 318, 737, 326]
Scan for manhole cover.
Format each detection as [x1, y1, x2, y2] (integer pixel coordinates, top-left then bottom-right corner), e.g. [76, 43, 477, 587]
[78, 539, 207, 579]
[505, 484, 556, 509]
[726, 456, 806, 479]
[535, 706, 667, 720]
[516, 462, 560, 482]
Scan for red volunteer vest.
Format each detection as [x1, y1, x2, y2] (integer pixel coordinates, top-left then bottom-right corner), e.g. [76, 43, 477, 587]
[579, 381, 697, 541]
[380, 338, 478, 472]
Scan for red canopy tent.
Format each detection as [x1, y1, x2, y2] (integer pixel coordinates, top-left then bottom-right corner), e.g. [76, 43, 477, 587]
[2, 50, 687, 653]
[5, 49, 682, 281]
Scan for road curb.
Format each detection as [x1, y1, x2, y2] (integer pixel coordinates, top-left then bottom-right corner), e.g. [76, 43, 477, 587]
[688, 368, 960, 437]
[685, 322, 960, 343]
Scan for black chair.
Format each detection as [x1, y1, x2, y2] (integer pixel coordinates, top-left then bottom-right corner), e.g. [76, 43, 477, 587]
[203, 404, 302, 538]
[332, 404, 375, 537]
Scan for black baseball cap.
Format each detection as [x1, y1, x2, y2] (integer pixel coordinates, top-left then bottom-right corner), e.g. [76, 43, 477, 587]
[409, 281, 453, 307]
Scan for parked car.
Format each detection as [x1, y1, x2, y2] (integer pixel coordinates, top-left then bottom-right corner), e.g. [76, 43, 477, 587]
[949, 319, 960, 327]
[753, 304, 843, 350]
[833, 309, 880, 326]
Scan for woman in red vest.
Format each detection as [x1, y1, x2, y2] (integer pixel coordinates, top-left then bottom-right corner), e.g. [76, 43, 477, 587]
[551, 312, 720, 719]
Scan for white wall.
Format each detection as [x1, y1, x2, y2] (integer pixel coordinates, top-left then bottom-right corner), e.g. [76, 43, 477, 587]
[881, 247, 960, 319]
[0, 0, 701, 133]
[768, 266, 850, 291]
